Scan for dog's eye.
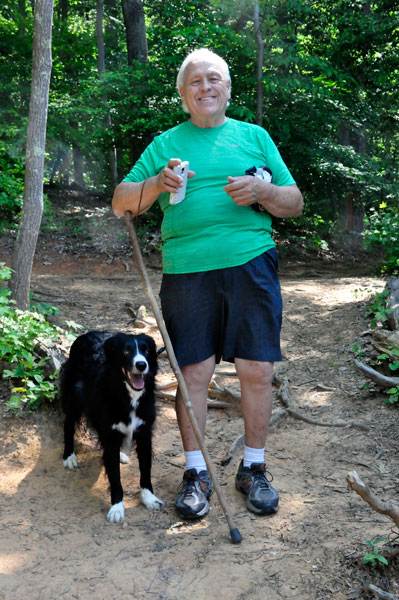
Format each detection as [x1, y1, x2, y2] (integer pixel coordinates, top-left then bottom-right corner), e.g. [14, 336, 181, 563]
[139, 345, 149, 355]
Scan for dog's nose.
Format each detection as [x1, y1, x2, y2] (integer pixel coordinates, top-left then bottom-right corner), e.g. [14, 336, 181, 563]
[135, 361, 147, 372]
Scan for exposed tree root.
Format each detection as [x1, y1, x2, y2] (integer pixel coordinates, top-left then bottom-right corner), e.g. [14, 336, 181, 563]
[363, 583, 398, 600]
[274, 372, 370, 431]
[354, 359, 399, 389]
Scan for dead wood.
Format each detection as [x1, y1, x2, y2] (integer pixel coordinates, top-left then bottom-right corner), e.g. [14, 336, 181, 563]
[386, 277, 399, 331]
[372, 329, 399, 356]
[363, 583, 398, 600]
[155, 390, 231, 409]
[346, 471, 399, 528]
[220, 409, 288, 466]
[157, 379, 178, 391]
[207, 400, 233, 409]
[214, 367, 237, 377]
[209, 380, 241, 402]
[354, 359, 399, 388]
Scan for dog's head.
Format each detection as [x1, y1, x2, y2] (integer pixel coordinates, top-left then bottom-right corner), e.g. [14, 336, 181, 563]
[104, 333, 157, 391]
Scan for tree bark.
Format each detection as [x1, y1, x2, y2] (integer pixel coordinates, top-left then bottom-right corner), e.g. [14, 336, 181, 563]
[72, 144, 85, 189]
[58, 0, 68, 22]
[96, 0, 118, 187]
[121, 0, 148, 65]
[254, 0, 265, 127]
[10, 0, 54, 310]
[386, 278, 399, 331]
[18, 0, 27, 36]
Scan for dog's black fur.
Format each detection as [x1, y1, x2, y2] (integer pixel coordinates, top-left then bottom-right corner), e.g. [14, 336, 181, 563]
[60, 330, 164, 522]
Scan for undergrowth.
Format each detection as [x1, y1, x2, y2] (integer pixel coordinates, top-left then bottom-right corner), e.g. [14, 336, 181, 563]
[0, 263, 80, 412]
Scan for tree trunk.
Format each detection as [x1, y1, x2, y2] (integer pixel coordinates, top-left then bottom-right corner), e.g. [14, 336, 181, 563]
[10, 0, 54, 310]
[253, 0, 264, 127]
[96, 0, 106, 74]
[18, 0, 26, 36]
[58, 0, 68, 21]
[121, 0, 148, 65]
[73, 144, 85, 188]
[104, 0, 119, 64]
[334, 121, 366, 251]
[96, 0, 118, 187]
[386, 278, 399, 331]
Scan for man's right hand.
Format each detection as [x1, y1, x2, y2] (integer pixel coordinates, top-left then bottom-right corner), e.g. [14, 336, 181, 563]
[156, 158, 195, 195]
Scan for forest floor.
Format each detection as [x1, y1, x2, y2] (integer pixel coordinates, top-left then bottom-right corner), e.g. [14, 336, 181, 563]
[0, 191, 398, 600]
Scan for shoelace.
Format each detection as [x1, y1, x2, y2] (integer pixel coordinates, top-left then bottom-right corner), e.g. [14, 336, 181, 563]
[253, 471, 270, 490]
[252, 468, 273, 489]
[183, 478, 198, 498]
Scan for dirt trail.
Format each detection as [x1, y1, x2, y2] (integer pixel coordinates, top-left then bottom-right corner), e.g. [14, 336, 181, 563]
[0, 197, 398, 600]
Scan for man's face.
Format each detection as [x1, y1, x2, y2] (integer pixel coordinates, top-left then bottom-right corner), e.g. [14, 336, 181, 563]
[179, 60, 231, 126]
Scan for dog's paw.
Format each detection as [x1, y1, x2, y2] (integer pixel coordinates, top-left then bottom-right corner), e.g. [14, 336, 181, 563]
[141, 488, 165, 511]
[63, 453, 77, 469]
[119, 451, 130, 464]
[107, 501, 125, 523]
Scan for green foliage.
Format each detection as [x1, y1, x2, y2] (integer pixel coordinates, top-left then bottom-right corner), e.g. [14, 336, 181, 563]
[364, 203, 399, 275]
[1, 0, 399, 244]
[0, 144, 24, 231]
[366, 290, 392, 329]
[0, 263, 79, 412]
[363, 538, 389, 568]
[365, 290, 399, 405]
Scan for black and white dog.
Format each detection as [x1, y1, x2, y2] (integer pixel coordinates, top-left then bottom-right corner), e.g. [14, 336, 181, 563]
[60, 330, 164, 522]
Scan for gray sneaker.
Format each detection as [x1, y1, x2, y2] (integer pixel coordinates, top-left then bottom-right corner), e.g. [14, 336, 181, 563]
[235, 460, 279, 515]
[175, 469, 213, 519]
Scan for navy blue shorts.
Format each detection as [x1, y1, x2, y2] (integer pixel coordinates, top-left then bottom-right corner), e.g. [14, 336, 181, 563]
[159, 248, 282, 367]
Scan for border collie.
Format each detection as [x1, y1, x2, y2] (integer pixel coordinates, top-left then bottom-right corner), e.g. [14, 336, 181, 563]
[60, 330, 164, 522]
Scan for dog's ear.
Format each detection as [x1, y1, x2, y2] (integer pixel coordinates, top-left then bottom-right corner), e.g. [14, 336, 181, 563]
[103, 334, 121, 362]
[143, 334, 156, 354]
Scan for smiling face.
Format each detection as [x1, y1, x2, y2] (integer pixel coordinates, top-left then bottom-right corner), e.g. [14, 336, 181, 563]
[179, 60, 231, 128]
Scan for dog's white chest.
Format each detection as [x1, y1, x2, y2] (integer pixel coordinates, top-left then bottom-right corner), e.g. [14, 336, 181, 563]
[112, 415, 144, 437]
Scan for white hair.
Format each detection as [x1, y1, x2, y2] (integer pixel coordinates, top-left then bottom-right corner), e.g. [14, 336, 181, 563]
[176, 48, 231, 112]
[176, 47, 231, 92]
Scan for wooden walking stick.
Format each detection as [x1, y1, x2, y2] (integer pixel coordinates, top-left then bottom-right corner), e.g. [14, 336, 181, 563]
[124, 210, 242, 544]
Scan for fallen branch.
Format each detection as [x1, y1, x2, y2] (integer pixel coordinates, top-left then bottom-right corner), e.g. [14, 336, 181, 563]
[346, 471, 399, 528]
[155, 390, 231, 409]
[220, 409, 288, 466]
[214, 367, 237, 377]
[157, 379, 178, 391]
[209, 380, 241, 402]
[354, 359, 399, 389]
[363, 583, 398, 600]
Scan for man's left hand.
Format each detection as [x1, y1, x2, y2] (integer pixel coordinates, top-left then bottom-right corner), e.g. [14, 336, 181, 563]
[223, 175, 267, 206]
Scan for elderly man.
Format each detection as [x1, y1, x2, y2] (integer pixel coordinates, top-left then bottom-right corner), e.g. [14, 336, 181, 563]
[112, 48, 303, 519]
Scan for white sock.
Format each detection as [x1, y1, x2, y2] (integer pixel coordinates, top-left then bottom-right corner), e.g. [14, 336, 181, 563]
[185, 450, 207, 473]
[243, 445, 265, 468]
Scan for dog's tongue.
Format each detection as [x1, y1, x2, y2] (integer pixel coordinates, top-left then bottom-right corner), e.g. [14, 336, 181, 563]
[123, 368, 145, 391]
[131, 373, 145, 391]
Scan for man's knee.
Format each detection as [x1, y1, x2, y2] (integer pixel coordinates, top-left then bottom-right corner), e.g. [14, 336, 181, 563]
[180, 356, 216, 391]
[235, 359, 274, 388]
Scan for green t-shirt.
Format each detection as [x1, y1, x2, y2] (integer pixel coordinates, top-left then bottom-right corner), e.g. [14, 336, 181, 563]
[123, 118, 295, 274]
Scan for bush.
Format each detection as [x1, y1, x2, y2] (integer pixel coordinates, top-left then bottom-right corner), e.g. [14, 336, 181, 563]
[364, 203, 399, 275]
[0, 146, 24, 231]
[0, 263, 79, 412]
